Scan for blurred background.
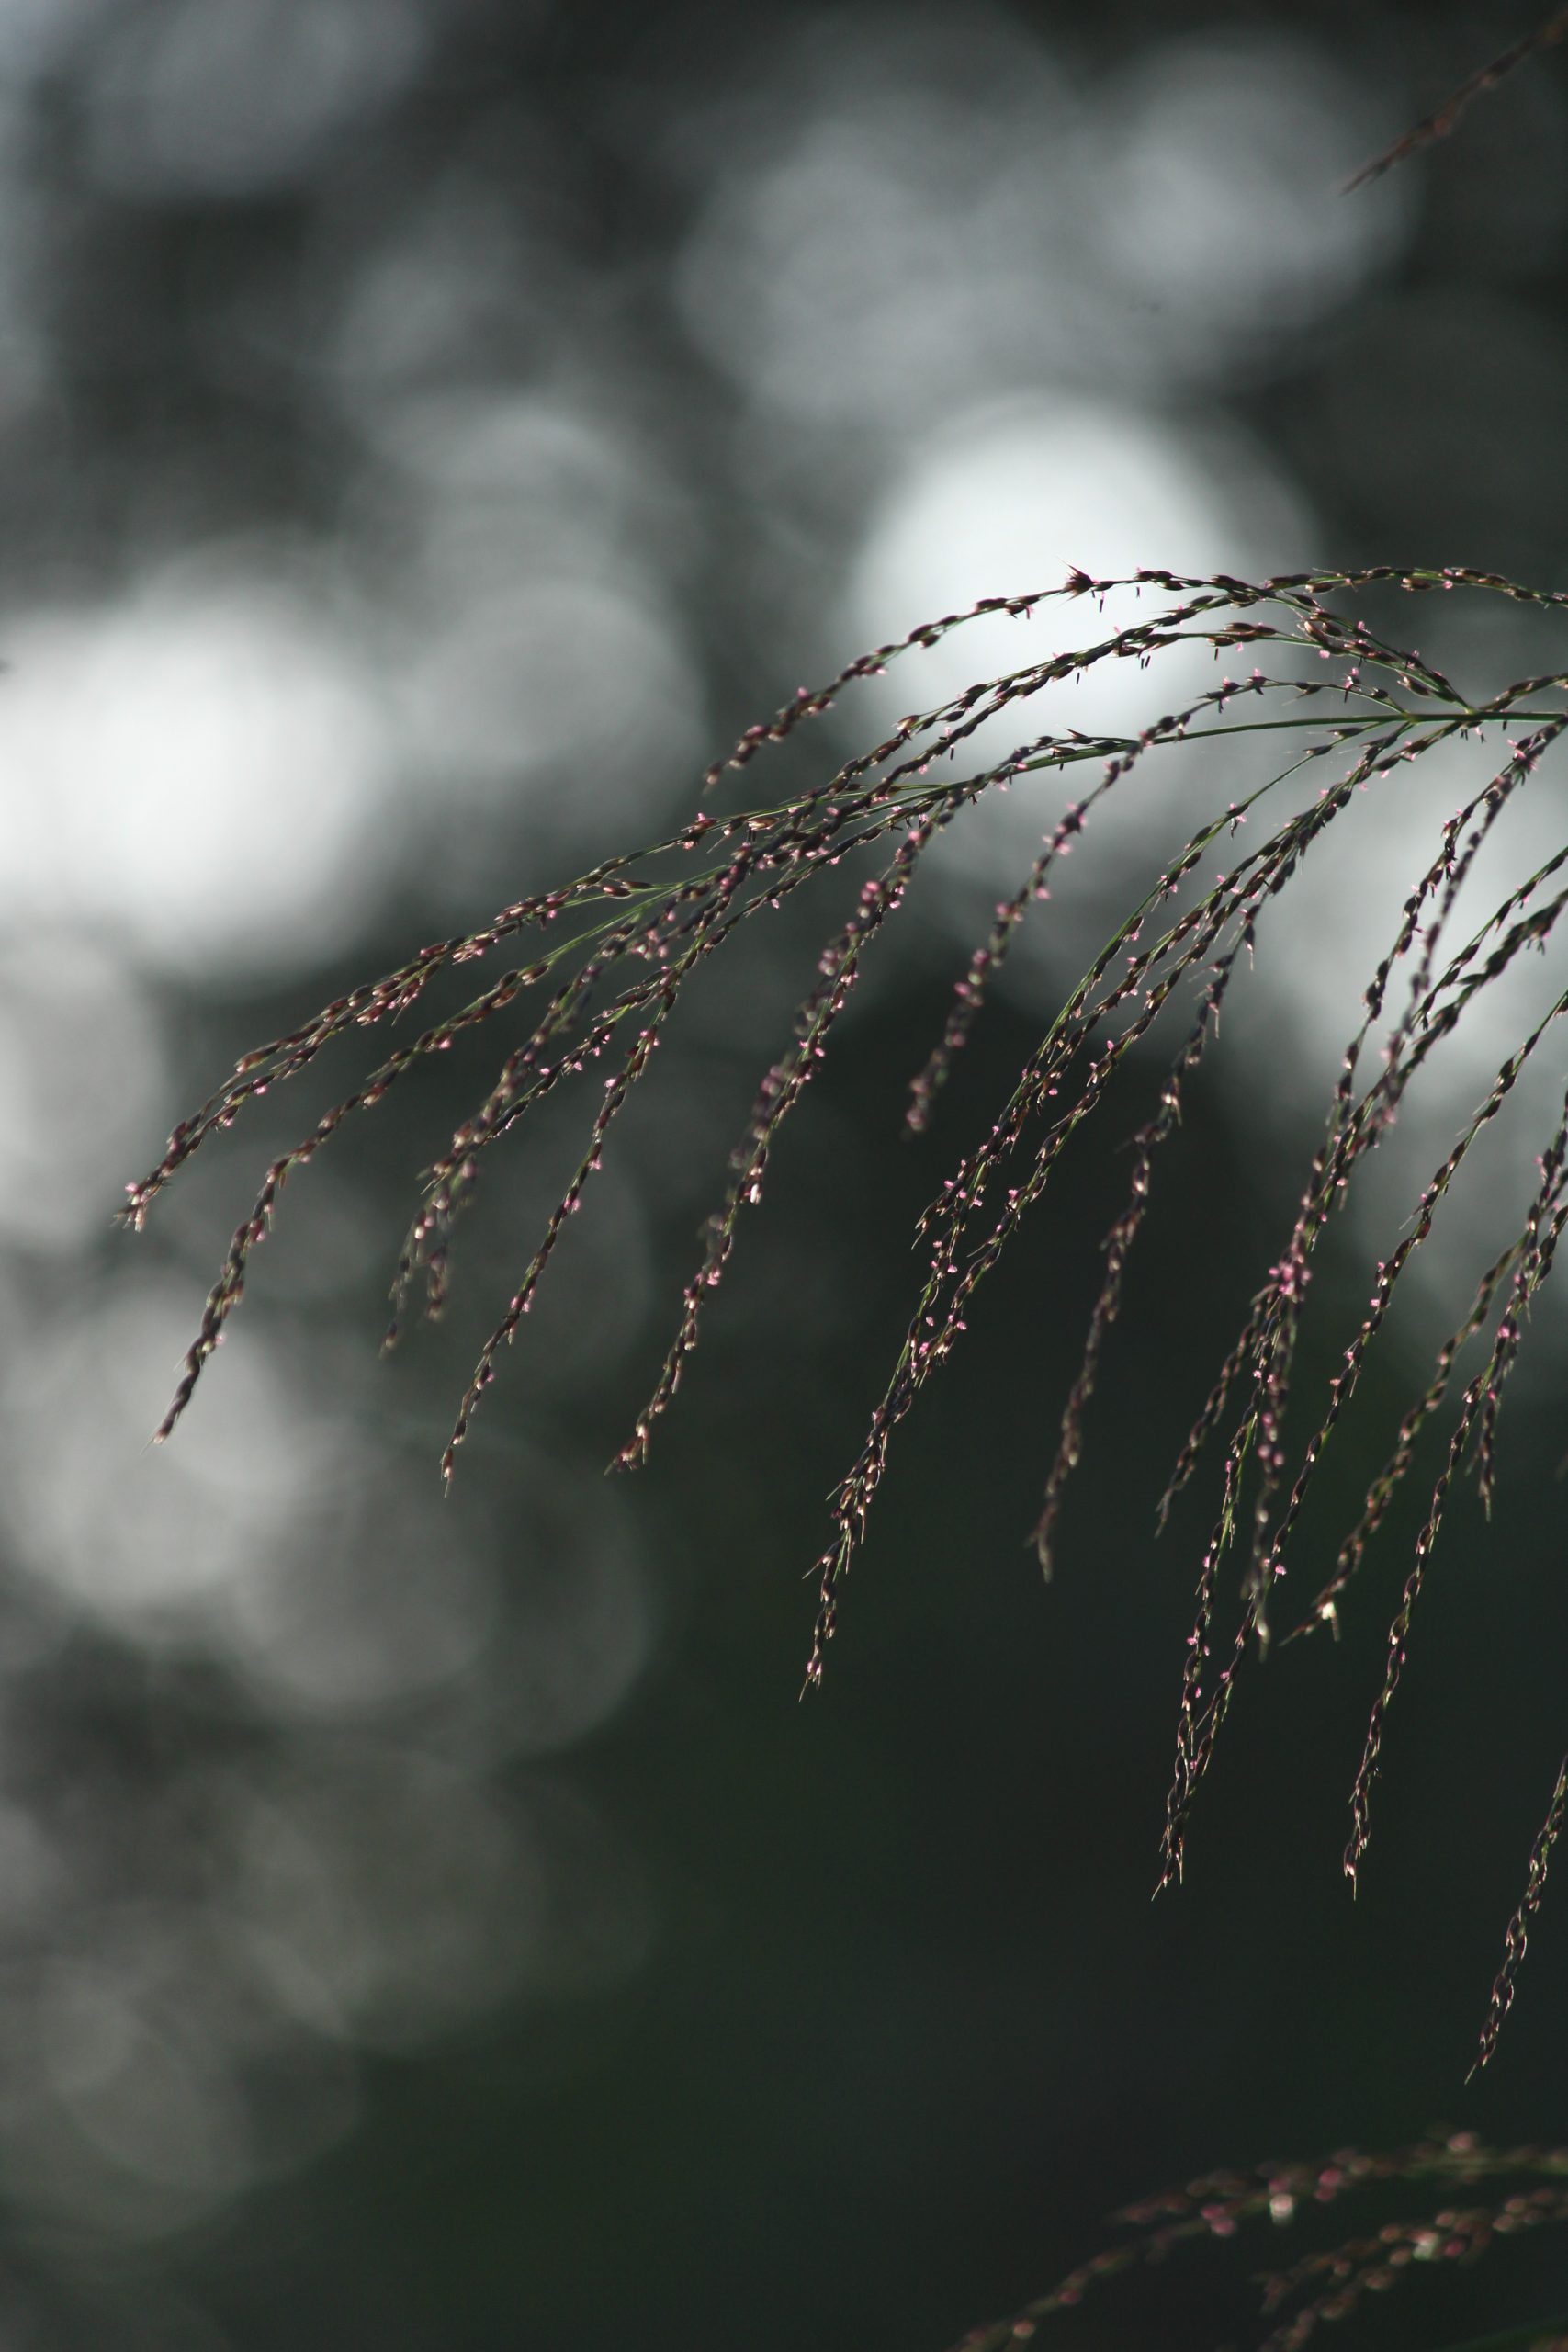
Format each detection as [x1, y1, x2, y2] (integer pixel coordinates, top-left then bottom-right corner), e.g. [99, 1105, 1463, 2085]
[2, 1, 1568, 2345]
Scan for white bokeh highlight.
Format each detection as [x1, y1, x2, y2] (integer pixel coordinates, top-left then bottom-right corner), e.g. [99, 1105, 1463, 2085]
[0, 562, 392, 976]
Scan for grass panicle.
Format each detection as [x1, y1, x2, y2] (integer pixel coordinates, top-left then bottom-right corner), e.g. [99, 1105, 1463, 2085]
[129, 563, 1568, 2066]
[108, 20, 1568, 2351]
[948, 2134, 1568, 2352]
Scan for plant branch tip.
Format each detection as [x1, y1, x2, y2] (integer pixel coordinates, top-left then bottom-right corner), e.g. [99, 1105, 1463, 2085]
[133, 561, 1568, 2069]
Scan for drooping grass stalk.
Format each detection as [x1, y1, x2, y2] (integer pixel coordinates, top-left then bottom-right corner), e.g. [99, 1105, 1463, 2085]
[1472, 1754, 1568, 2083]
[1163, 801, 1568, 1893]
[946, 2134, 1568, 2352]
[128, 564, 1568, 2063]
[1345, 5, 1568, 191]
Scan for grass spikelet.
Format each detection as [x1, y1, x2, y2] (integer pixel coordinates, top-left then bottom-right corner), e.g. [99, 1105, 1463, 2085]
[1345, 5, 1568, 192]
[1471, 1755, 1568, 2080]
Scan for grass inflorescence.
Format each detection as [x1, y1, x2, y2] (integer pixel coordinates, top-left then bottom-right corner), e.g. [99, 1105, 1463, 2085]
[948, 2132, 1568, 2352]
[1344, 5, 1568, 191]
[127, 563, 1568, 2068]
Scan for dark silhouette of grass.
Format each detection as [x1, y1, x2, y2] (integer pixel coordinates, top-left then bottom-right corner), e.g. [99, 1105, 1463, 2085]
[947, 2133, 1568, 2351]
[127, 560, 1568, 2078]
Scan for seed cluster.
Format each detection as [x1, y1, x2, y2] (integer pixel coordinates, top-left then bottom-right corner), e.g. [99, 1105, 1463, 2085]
[948, 2132, 1568, 2351]
[128, 563, 1568, 2075]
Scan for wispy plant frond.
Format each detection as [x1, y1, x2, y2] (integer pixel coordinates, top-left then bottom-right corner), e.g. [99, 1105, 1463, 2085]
[1345, 5, 1568, 191]
[947, 2134, 1568, 2351]
[1472, 1753, 1568, 2082]
[130, 563, 1568, 2057]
